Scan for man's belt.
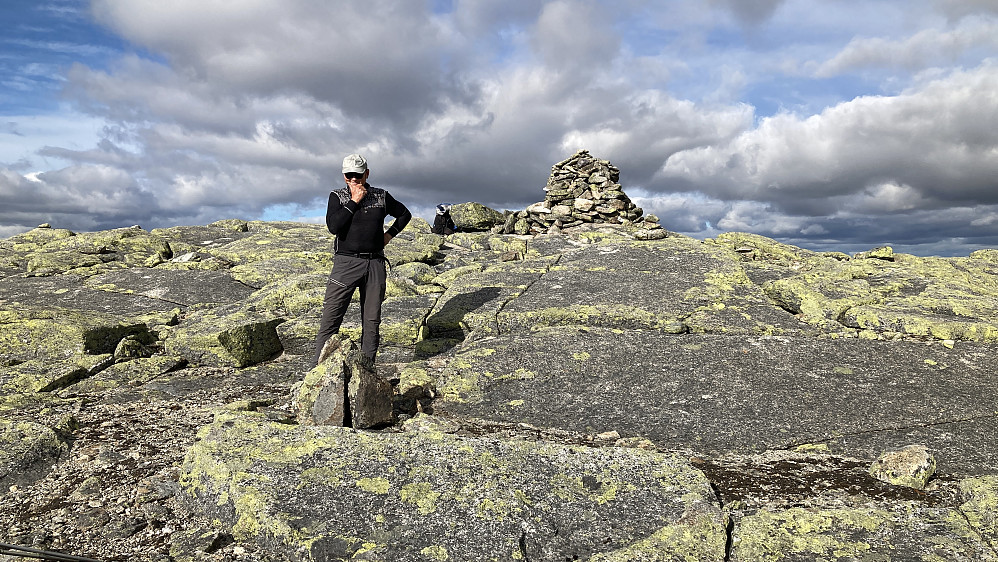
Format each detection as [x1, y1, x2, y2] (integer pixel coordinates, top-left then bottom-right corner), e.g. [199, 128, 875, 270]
[335, 250, 384, 259]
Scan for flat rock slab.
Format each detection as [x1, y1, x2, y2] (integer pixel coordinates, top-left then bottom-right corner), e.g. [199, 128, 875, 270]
[149, 223, 253, 250]
[179, 411, 727, 562]
[0, 275, 173, 316]
[437, 329, 998, 475]
[498, 239, 806, 335]
[100, 360, 301, 404]
[86, 269, 256, 307]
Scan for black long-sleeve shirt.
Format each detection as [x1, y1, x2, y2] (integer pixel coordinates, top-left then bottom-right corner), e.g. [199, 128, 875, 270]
[326, 184, 411, 254]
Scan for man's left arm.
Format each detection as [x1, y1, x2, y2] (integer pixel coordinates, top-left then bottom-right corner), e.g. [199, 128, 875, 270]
[383, 192, 412, 246]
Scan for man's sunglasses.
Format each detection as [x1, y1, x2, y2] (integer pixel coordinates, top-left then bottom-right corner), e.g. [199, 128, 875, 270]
[345, 172, 365, 180]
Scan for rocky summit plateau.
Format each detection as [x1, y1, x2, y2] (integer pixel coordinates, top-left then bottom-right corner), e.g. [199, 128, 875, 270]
[2, 159, 998, 562]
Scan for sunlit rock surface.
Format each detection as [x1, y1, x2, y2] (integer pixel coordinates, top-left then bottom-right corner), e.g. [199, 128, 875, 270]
[2, 216, 998, 560]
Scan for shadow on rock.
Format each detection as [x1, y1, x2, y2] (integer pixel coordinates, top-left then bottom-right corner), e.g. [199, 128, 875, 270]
[418, 286, 502, 357]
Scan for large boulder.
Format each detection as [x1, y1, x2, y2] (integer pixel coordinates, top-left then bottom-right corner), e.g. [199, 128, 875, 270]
[294, 336, 393, 429]
[179, 410, 727, 561]
[164, 304, 284, 368]
[449, 202, 505, 231]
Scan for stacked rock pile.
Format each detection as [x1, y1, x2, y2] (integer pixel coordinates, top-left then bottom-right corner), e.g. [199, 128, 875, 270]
[500, 150, 644, 235]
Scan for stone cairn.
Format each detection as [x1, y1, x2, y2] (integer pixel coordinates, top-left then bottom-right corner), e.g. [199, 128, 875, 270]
[500, 149, 645, 235]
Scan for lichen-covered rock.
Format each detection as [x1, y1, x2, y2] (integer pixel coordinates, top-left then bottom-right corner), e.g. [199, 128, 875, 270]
[164, 304, 284, 368]
[729, 503, 996, 561]
[25, 226, 172, 276]
[0, 419, 66, 492]
[245, 273, 326, 316]
[58, 355, 187, 395]
[496, 238, 802, 336]
[434, 328, 998, 475]
[450, 202, 505, 231]
[869, 444, 936, 489]
[423, 259, 546, 340]
[347, 362, 394, 429]
[588, 503, 729, 562]
[2, 354, 114, 394]
[203, 225, 330, 268]
[379, 294, 438, 346]
[295, 337, 352, 426]
[0, 306, 152, 364]
[179, 410, 724, 561]
[6, 210, 998, 560]
[86, 268, 257, 307]
[957, 475, 998, 548]
[762, 250, 998, 342]
[4, 225, 76, 252]
[294, 335, 393, 429]
[230, 256, 332, 287]
[385, 224, 446, 266]
[391, 261, 437, 285]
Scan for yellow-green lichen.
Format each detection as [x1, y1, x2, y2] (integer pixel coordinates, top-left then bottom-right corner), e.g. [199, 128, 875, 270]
[400, 482, 440, 515]
[356, 477, 390, 494]
[506, 304, 680, 332]
[732, 506, 888, 560]
[419, 545, 449, 561]
[589, 507, 729, 562]
[954, 475, 998, 544]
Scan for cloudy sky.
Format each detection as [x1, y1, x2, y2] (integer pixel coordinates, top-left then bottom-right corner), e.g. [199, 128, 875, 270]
[2, 0, 998, 256]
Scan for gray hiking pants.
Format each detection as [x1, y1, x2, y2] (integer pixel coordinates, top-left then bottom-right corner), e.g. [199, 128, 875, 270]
[312, 253, 387, 366]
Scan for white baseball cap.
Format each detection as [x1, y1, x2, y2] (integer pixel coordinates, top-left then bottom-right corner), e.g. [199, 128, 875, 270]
[342, 154, 368, 174]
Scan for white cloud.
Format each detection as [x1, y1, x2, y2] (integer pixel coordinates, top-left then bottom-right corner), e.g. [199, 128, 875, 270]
[815, 16, 998, 77]
[661, 61, 998, 213]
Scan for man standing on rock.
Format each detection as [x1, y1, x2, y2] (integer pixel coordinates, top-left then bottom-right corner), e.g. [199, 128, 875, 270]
[312, 154, 411, 367]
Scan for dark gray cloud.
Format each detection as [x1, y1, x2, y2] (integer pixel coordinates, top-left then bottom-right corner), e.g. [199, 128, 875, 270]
[709, 0, 787, 26]
[1, 0, 997, 257]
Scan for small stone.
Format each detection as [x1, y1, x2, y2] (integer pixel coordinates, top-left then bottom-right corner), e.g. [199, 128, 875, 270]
[614, 437, 657, 450]
[401, 413, 461, 434]
[869, 444, 936, 489]
[595, 430, 620, 442]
